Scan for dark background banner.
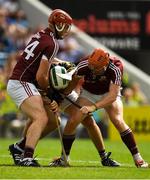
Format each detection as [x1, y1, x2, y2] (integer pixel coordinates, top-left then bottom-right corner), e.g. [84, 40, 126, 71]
[40, 0, 150, 74]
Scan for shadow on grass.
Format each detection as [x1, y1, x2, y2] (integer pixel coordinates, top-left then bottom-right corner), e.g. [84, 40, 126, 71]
[0, 164, 16, 167]
[0, 164, 137, 169]
[0, 164, 100, 168]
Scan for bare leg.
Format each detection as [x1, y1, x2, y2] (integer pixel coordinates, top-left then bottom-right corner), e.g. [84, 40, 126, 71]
[82, 116, 105, 152]
[20, 96, 48, 154]
[105, 99, 148, 167]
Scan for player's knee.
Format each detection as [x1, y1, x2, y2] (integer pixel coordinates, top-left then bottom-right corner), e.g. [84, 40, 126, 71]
[36, 114, 49, 127]
[82, 118, 95, 128]
[112, 119, 125, 130]
[68, 119, 77, 127]
[65, 118, 78, 131]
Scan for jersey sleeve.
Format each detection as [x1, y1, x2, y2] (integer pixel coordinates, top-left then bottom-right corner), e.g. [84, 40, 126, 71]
[109, 59, 123, 86]
[40, 34, 59, 62]
[42, 43, 58, 62]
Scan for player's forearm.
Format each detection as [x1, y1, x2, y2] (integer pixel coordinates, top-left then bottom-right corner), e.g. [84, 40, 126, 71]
[94, 84, 120, 110]
[95, 93, 117, 110]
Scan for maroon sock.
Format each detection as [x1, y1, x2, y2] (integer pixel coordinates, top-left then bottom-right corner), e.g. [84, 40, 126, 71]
[16, 137, 26, 150]
[62, 134, 75, 156]
[120, 128, 138, 155]
[24, 146, 34, 158]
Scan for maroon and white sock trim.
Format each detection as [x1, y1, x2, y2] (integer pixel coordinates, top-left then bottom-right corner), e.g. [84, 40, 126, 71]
[120, 128, 132, 137]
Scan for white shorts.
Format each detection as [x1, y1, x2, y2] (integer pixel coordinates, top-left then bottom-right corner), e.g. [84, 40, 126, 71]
[80, 89, 122, 103]
[7, 80, 41, 107]
[60, 90, 79, 112]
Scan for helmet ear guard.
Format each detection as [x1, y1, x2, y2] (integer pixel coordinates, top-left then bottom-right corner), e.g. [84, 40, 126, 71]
[88, 48, 110, 70]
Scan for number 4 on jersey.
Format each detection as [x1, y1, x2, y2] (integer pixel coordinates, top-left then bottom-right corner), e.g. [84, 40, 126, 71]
[24, 40, 39, 60]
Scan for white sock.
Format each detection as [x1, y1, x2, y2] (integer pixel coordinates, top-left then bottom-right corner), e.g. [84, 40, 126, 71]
[61, 154, 69, 161]
[133, 153, 143, 161]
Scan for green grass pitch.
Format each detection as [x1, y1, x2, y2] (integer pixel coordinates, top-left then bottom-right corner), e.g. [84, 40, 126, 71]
[0, 138, 149, 179]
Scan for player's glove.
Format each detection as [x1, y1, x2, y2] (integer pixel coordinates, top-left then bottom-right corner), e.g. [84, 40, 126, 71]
[58, 62, 76, 72]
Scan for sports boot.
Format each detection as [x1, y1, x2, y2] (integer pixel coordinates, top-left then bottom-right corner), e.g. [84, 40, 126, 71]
[135, 159, 149, 168]
[9, 144, 24, 165]
[18, 157, 40, 167]
[49, 157, 70, 167]
[101, 152, 121, 167]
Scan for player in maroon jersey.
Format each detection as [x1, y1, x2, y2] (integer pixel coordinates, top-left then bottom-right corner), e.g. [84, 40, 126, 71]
[50, 48, 149, 168]
[7, 9, 73, 167]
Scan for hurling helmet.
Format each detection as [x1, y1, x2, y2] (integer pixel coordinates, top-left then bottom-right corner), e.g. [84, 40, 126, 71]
[48, 9, 72, 34]
[88, 48, 110, 70]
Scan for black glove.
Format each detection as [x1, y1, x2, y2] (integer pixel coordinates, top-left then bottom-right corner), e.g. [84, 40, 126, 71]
[47, 87, 64, 104]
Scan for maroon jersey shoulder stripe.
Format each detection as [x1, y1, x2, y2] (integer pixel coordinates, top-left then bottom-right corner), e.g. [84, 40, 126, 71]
[109, 61, 122, 85]
[49, 32, 59, 61]
[76, 60, 88, 74]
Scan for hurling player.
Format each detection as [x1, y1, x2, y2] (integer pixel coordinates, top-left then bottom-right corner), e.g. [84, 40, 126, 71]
[50, 48, 149, 168]
[7, 9, 73, 166]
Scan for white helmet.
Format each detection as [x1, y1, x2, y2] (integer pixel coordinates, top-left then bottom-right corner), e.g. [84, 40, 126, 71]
[50, 65, 76, 90]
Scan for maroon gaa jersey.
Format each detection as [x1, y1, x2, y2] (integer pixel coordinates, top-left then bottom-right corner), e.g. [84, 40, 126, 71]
[10, 28, 59, 84]
[76, 56, 123, 95]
